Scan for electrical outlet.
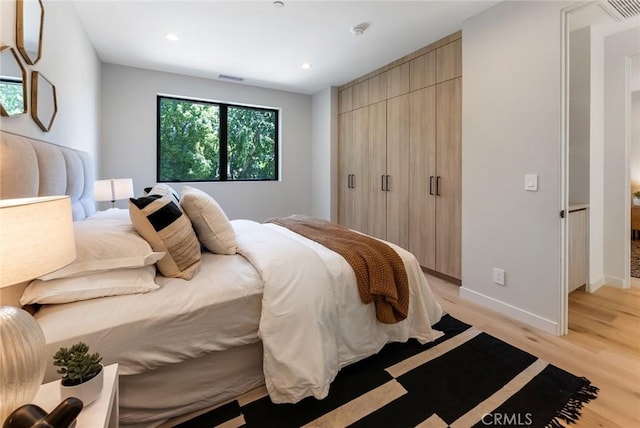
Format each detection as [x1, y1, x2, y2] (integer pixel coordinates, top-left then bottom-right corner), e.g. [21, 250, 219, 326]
[492, 268, 505, 285]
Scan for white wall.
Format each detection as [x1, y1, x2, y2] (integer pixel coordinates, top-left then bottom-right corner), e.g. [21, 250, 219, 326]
[603, 27, 640, 286]
[311, 87, 338, 221]
[569, 27, 591, 204]
[0, 0, 101, 168]
[100, 64, 312, 220]
[461, 1, 570, 334]
[589, 29, 605, 288]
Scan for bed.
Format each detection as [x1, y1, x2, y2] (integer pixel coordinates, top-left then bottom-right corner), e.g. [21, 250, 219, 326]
[0, 130, 444, 427]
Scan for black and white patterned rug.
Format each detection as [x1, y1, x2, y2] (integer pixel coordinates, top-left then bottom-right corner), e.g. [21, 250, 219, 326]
[632, 240, 640, 279]
[176, 316, 597, 428]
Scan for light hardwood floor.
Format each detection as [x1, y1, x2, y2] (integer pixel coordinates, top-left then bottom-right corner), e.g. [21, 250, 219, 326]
[426, 273, 640, 428]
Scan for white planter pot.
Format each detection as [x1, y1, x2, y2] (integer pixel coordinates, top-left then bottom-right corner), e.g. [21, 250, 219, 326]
[60, 365, 103, 406]
[634, 197, 640, 206]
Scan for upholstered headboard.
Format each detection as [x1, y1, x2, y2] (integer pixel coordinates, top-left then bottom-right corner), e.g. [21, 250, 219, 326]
[0, 131, 96, 220]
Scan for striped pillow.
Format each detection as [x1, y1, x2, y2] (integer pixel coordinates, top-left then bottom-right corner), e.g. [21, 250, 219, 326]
[129, 194, 201, 279]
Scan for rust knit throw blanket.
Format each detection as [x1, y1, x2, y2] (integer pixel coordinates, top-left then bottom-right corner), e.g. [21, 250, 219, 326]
[267, 215, 409, 324]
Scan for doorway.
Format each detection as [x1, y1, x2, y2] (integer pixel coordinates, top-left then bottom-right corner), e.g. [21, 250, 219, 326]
[562, 2, 640, 334]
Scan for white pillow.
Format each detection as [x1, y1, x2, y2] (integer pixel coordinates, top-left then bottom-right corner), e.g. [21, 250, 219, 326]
[40, 209, 165, 281]
[180, 186, 237, 255]
[21, 265, 159, 305]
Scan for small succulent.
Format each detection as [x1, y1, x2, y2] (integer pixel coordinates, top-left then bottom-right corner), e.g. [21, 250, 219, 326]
[634, 191, 640, 198]
[53, 342, 102, 386]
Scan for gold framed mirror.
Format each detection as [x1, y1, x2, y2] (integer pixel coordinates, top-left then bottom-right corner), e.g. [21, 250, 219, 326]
[0, 46, 27, 117]
[16, 0, 44, 65]
[31, 71, 57, 132]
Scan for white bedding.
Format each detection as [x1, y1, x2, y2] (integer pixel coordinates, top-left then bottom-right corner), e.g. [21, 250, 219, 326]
[36, 251, 264, 382]
[36, 217, 443, 407]
[234, 220, 444, 403]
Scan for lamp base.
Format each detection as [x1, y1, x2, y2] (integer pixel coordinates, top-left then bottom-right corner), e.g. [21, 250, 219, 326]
[2, 398, 83, 428]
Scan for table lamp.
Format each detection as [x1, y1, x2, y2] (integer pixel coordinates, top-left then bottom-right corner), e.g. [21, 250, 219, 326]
[0, 196, 76, 424]
[93, 178, 134, 208]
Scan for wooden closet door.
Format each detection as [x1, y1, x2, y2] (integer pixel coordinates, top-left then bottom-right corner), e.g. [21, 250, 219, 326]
[435, 77, 462, 279]
[386, 94, 410, 249]
[367, 101, 387, 240]
[338, 111, 354, 228]
[409, 86, 436, 269]
[352, 107, 368, 233]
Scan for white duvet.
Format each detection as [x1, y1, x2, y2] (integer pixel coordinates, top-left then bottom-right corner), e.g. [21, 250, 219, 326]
[233, 220, 444, 404]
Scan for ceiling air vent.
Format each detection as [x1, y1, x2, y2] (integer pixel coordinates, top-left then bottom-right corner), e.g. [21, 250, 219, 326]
[218, 74, 244, 82]
[600, 0, 640, 20]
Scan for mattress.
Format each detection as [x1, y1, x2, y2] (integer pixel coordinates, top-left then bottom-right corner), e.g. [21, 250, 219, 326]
[36, 250, 264, 383]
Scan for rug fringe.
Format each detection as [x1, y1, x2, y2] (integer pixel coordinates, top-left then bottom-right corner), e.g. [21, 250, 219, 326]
[545, 377, 599, 427]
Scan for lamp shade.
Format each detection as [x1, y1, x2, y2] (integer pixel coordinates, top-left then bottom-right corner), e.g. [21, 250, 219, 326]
[93, 178, 134, 203]
[0, 196, 76, 287]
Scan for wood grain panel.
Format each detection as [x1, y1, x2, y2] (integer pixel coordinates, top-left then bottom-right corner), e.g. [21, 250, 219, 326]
[367, 101, 387, 240]
[410, 51, 436, 92]
[436, 39, 462, 83]
[338, 87, 353, 113]
[568, 209, 588, 292]
[435, 78, 461, 278]
[338, 111, 353, 227]
[368, 72, 388, 105]
[352, 107, 368, 233]
[352, 80, 369, 110]
[409, 87, 436, 269]
[386, 94, 410, 249]
[387, 63, 410, 99]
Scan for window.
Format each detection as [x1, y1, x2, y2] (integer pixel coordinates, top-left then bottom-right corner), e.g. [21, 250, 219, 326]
[157, 96, 279, 182]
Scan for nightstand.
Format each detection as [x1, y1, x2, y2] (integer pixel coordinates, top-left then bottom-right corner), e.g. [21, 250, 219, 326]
[33, 364, 119, 428]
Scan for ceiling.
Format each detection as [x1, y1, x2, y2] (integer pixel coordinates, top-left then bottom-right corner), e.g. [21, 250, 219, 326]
[71, 0, 498, 94]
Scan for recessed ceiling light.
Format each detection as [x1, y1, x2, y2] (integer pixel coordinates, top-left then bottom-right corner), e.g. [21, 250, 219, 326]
[165, 33, 179, 41]
[302, 63, 312, 70]
[273, 1, 284, 8]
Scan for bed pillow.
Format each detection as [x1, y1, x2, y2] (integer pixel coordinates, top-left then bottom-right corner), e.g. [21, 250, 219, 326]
[180, 186, 238, 255]
[148, 183, 180, 203]
[129, 194, 201, 279]
[40, 209, 165, 281]
[21, 265, 159, 305]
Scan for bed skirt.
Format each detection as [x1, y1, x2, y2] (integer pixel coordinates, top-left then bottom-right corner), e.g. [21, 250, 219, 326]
[120, 342, 264, 427]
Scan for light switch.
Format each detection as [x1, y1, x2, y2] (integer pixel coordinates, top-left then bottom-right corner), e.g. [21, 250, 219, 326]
[525, 174, 538, 191]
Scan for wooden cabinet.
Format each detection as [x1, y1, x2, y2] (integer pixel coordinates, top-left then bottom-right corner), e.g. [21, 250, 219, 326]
[434, 78, 462, 278]
[568, 207, 588, 293]
[386, 94, 410, 249]
[338, 32, 462, 279]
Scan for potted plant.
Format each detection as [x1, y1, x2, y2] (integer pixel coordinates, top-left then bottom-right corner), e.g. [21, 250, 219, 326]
[634, 191, 640, 206]
[53, 342, 103, 406]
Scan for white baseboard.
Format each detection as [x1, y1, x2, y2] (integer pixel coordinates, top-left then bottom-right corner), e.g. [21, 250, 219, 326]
[604, 275, 626, 288]
[588, 277, 605, 293]
[459, 287, 559, 335]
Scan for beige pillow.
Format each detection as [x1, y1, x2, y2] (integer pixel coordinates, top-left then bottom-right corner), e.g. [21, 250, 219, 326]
[129, 195, 201, 279]
[40, 209, 165, 281]
[22, 266, 159, 305]
[180, 186, 238, 255]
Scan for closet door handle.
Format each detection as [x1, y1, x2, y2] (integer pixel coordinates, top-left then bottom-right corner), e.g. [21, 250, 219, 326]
[436, 176, 441, 196]
[347, 175, 351, 188]
[429, 176, 434, 195]
[381, 175, 385, 191]
[352, 174, 355, 189]
[385, 175, 390, 192]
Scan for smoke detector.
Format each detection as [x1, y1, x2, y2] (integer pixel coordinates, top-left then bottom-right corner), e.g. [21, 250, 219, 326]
[351, 24, 368, 36]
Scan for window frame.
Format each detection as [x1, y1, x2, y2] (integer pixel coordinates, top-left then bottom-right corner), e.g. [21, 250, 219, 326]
[156, 95, 280, 183]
